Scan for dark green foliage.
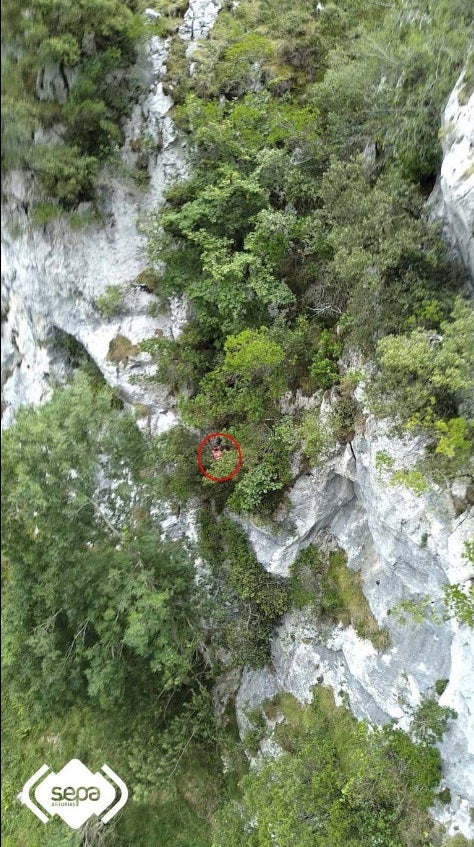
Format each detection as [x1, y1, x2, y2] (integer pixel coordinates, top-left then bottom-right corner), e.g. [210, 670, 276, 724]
[2, 375, 200, 717]
[328, 386, 359, 444]
[141, 0, 472, 522]
[181, 327, 287, 428]
[411, 698, 457, 744]
[3, 2, 474, 843]
[459, 49, 474, 105]
[143, 317, 326, 515]
[435, 678, 449, 697]
[198, 513, 291, 667]
[310, 0, 472, 182]
[140, 321, 213, 394]
[1, 374, 248, 845]
[30, 144, 99, 206]
[221, 520, 290, 620]
[317, 160, 461, 350]
[310, 329, 341, 389]
[373, 299, 474, 426]
[150, 424, 205, 506]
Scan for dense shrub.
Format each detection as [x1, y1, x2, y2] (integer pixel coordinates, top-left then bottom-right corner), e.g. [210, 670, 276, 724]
[198, 514, 291, 667]
[30, 144, 99, 205]
[212, 687, 444, 847]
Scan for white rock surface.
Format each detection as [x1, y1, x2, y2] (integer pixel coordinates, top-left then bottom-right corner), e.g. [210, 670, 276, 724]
[434, 71, 474, 282]
[1, 4, 222, 431]
[179, 0, 222, 58]
[144, 7, 161, 21]
[237, 418, 474, 837]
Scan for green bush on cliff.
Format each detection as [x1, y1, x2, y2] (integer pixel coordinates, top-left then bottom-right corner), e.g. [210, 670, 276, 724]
[212, 687, 444, 847]
[1, 0, 145, 202]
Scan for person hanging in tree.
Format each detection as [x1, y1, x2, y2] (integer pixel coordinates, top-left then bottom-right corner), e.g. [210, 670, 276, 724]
[211, 437, 235, 461]
[211, 437, 223, 461]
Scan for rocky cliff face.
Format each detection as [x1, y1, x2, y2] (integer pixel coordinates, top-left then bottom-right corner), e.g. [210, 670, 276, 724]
[237, 420, 474, 837]
[1, 18, 473, 840]
[232, 73, 474, 839]
[234, 79, 474, 830]
[1, 2, 220, 433]
[431, 71, 474, 285]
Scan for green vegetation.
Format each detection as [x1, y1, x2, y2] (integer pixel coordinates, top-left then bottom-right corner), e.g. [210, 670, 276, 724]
[435, 679, 449, 697]
[372, 299, 474, 478]
[2, 375, 200, 725]
[459, 48, 474, 105]
[444, 836, 474, 847]
[96, 284, 126, 318]
[444, 541, 474, 628]
[3, 1, 474, 845]
[197, 513, 291, 667]
[1, 375, 246, 846]
[290, 545, 389, 649]
[411, 697, 457, 744]
[140, 0, 473, 517]
[2, 0, 146, 203]
[444, 582, 474, 628]
[391, 469, 430, 496]
[107, 334, 139, 363]
[213, 687, 446, 847]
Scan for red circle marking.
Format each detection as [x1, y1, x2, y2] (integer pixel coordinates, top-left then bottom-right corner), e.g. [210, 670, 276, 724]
[197, 432, 242, 482]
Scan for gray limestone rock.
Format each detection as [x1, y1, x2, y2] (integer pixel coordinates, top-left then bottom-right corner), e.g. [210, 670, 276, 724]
[431, 70, 474, 284]
[236, 418, 474, 837]
[179, 0, 222, 58]
[35, 63, 78, 104]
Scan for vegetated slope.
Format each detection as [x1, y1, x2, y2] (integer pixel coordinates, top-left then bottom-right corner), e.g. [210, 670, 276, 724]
[1, 0, 146, 206]
[148, 0, 474, 520]
[2, 1, 474, 846]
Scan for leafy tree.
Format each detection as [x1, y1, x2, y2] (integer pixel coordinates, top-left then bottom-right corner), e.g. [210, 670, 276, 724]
[373, 299, 474, 430]
[30, 144, 99, 206]
[411, 698, 457, 744]
[310, 0, 472, 182]
[443, 542, 474, 628]
[64, 98, 121, 158]
[310, 329, 341, 389]
[2, 375, 201, 720]
[181, 327, 287, 428]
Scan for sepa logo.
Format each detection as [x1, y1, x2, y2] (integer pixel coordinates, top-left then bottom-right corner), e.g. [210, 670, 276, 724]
[18, 758, 128, 829]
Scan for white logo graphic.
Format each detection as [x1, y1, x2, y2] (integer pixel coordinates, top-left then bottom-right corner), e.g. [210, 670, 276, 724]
[18, 758, 128, 829]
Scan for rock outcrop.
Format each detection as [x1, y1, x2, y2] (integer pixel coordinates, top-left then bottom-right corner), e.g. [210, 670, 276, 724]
[236, 68, 474, 838]
[1, 15, 473, 841]
[180, 0, 222, 57]
[1, 7, 219, 432]
[432, 71, 474, 284]
[236, 419, 474, 836]
[35, 63, 78, 103]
